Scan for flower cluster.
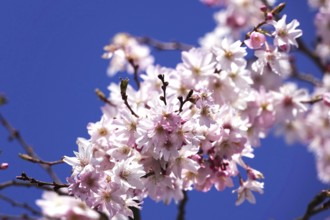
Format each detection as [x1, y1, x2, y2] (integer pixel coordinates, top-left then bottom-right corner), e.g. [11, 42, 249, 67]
[36, 1, 330, 219]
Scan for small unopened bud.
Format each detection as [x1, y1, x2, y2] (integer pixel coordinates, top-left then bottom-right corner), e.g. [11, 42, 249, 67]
[266, 12, 273, 20]
[260, 5, 268, 12]
[0, 163, 8, 170]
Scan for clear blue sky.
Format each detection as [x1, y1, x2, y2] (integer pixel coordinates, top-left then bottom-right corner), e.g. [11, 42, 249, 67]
[0, 1, 328, 219]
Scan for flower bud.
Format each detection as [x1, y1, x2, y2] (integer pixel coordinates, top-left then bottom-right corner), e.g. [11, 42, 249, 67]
[0, 163, 8, 170]
[244, 32, 266, 49]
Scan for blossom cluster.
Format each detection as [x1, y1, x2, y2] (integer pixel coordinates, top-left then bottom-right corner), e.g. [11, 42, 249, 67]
[36, 1, 330, 219]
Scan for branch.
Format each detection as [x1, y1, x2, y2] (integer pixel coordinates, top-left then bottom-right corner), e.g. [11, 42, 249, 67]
[0, 214, 37, 220]
[0, 180, 68, 195]
[120, 78, 139, 118]
[0, 193, 41, 216]
[158, 74, 168, 105]
[177, 90, 194, 113]
[176, 190, 188, 220]
[129, 207, 141, 220]
[136, 36, 193, 51]
[127, 58, 141, 90]
[95, 88, 116, 107]
[19, 154, 64, 166]
[0, 113, 61, 183]
[298, 189, 330, 220]
[16, 172, 68, 192]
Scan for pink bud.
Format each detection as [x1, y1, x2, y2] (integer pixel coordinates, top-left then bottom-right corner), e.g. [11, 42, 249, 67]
[244, 32, 266, 49]
[260, 5, 267, 12]
[323, 92, 330, 107]
[0, 163, 8, 170]
[267, 12, 273, 20]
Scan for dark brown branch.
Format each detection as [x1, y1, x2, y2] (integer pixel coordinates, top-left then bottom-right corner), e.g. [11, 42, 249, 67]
[176, 190, 188, 220]
[136, 36, 193, 51]
[0, 180, 68, 195]
[0, 214, 37, 220]
[0, 193, 41, 216]
[178, 90, 194, 113]
[129, 207, 141, 220]
[0, 113, 61, 183]
[127, 58, 141, 90]
[120, 78, 139, 118]
[300, 96, 323, 105]
[16, 172, 68, 192]
[158, 74, 168, 105]
[19, 153, 64, 166]
[298, 189, 330, 220]
[0, 94, 8, 106]
[95, 88, 116, 106]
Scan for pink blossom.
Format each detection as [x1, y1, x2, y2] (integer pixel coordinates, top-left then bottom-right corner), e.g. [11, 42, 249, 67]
[244, 31, 266, 49]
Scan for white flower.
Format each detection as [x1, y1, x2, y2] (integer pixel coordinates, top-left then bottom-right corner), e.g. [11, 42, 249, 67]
[233, 179, 264, 206]
[63, 137, 93, 176]
[213, 38, 247, 71]
[272, 14, 302, 51]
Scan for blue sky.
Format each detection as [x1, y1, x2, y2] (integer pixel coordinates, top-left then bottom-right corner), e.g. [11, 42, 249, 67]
[0, 0, 328, 219]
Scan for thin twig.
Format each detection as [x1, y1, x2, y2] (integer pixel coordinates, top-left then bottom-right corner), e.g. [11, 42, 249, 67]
[0, 193, 41, 216]
[177, 90, 194, 113]
[16, 172, 68, 192]
[0, 180, 68, 195]
[298, 189, 330, 220]
[120, 78, 139, 118]
[95, 88, 116, 106]
[176, 190, 188, 220]
[128, 58, 141, 90]
[19, 154, 64, 166]
[136, 36, 193, 51]
[0, 113, 61, 183]
[0, 214, 37, 220]
[158, 74, 168, 105]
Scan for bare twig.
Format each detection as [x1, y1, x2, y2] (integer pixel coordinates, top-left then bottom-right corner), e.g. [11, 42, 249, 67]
[178, 90, 194, 113]
[0, 193, 41, 216]
[95, 88, 115, 106]
[127, 58, 141, 90]
[137, 36, 193, 51]
[176, 190, 188, 220]
[19, 154, 64, 166]
[158, 74, 168, 105]
[298, 189, 330, 220]
[0, 113, 61, 183]
[120, 78, 139, 118]
[0, 180, 68, 195]
[0, 214, 37, 220]
[16, 172, 68, 192]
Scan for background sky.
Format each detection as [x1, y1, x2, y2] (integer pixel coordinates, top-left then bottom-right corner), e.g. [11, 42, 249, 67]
[0, 0, 329, 219]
